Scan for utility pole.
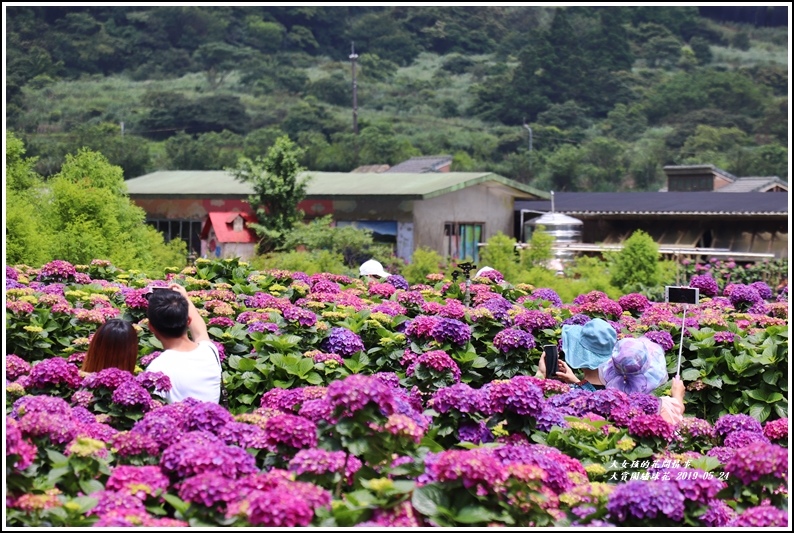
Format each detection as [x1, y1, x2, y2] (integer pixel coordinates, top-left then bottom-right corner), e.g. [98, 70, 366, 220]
[350, 42, 359, 136]
[523, 117, 533, 172]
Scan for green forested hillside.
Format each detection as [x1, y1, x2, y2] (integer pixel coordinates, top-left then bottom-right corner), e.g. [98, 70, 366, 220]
[5, 6, 788, 190]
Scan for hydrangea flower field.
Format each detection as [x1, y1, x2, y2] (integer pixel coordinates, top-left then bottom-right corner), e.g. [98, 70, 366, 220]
[5, 258, 789, 527]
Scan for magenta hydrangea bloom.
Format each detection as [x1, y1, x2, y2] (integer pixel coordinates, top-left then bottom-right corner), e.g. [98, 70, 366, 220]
[6, 354, 31, 381]
[6, 418, 38, 471]
[676, 417, 715, 439]
[106, 465, 170, 499]
[714, 413, 763, 439]
[325, 374, 397, 420]
[131, 409, 187, 449]
[606, 480, 685, 523]
[160, 431, 258, 479]
[283, 305, 317, 327]
[310, 278, 340, 294]
[529, 288, 563, 307]
[248, 321, 280, 334]
[404, 315, 439, 340]
[76, 421, 119, 442]
[763, 418, 788, 442]
[260, 387, 306, 413]
[728, 505, 788, 527]
[208, 316, 235, 327]
[627, 414, 675, 441]
[723, 441, 788, 485]
[82, 367, 137, 390]
[713, 331, 736, 343]
[698, 499, 736, 526]
[658, 468, 726, 506]
[264, 413, 318, 451]
[618, 293, 651, 314]
[689, 275, 719, 298]
[28, 357, 82, 390]
[288, 448, 360, 483]
[425, 448, 508, 497]
[371, 300, 407, 317]
[513, 309, 558, 332]
[405, 349, 461, 383]
[178, 471, 238, 508]
[37, 259, 77, 281]
[321, 327, 365, 356]
[108, 430, 161, 458]
[86, 490, 146, 517]
[217, 421, 271, 450]
[234, 489, 315, 527]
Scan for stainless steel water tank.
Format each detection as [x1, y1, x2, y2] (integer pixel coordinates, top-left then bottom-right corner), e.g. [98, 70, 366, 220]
[523, 212, 583, 263]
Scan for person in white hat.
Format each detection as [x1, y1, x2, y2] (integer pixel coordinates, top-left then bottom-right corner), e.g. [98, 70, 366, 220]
[359, 259, 390, 280]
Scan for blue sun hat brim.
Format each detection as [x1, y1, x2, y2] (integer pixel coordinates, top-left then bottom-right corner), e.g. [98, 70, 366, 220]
[599, 336, 669, 394]
[561, 318, 618, 370]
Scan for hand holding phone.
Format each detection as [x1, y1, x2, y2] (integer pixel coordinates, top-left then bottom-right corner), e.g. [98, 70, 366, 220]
[543, 344, 559, 379]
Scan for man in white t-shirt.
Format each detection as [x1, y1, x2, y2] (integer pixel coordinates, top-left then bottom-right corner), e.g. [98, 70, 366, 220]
[145, 284, 221, 404]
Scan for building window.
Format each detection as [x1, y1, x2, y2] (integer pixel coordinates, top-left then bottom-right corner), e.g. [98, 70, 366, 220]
[444, 222, 483, 262]
[146, 219, 203, 255]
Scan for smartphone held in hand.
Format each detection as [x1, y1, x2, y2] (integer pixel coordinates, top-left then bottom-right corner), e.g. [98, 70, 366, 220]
[543, 344, 559, 379]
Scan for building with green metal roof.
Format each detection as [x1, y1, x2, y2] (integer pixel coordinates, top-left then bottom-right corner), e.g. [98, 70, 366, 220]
[125, 170, 548, 262]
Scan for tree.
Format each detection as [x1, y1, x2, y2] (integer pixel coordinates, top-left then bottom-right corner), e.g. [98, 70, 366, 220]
[609, 230, 662, 293]
[478, 232, 522, 282]
[520, 224, 554, 270]
[230, 136, 311, 253]
[193, 42, 255, 89]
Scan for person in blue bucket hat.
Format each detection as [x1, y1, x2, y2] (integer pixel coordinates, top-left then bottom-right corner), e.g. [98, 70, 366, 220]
[536, 317, 617, 391]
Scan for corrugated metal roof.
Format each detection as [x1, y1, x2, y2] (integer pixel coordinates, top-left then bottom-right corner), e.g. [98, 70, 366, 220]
[516, 192, 788, 215]
[125, 170, 549, 199]
[717, 177, 788, 193]
[385, 155, 453, 173]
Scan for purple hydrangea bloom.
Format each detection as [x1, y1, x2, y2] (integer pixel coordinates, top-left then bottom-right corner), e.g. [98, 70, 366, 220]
[311, 278, 340, 294]
[606, 481, 685, 523]
[234, 488, 315, 527]
[217, 421, 271, 450]
[457, 421, 494, 444]
[530, 288, 563, 307]
[698, 499, 736, 526]
[676, 417, 715, 439]
[283, 305, 318, 327]
[727, 284, 763, 308]
[776, 286, 787, 302]
[288, 448, 360, 483]
[562, 313, 591, 326]
[371, 300, 407, 317]
[37, 259, 77, 281]
[28, 357, 82, 390]
[429, 383, 491, 416]
[487, 443, 586, 495]
[321, 327, 365, 356]
[71, 405, 98, 424]
[135, 372, 172, 394]
[12, 394, 72, 419]
[727, 505, 788, 527]
[260, 388, 306, 413]
[477, 296, 513, 323]
[248, 321, 281, 334]
[628, 393, 661, 415]
[750, 281, 774, 300]
[723, 441, 788, 485]
[111, 381, 154, 409]
[185, 402, 235, 434]
[587, 389, 630, 418]
[659, 468, 726, 506]
[534, 405, 568, 432]
[385, 274, 409, 290]
[724, 430, 770, 449]
[297, 398, 334, 423]
[160, 431, 258, 479]
[713, 331, 736, 343]
[643, 330, 675, 351]
[513, 309, 557, 332]
[689, 275, 719, 298]
[6, 418, 38, 470]
[488, 376, 544, 417]
[706, 446, 736, 464]
[714, 414, 763, 439]
[492, 327, 536, 353]
[131, 409, 187, 449]
[6, 265, 19, 280]
[431, 317, 471, 346]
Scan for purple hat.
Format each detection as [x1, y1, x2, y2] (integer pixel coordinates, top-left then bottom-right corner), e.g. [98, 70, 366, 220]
[598, 336, 669, 394]
[561, 318, 617, 370]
